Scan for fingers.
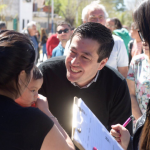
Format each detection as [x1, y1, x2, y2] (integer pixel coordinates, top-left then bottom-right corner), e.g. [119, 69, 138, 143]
[110, 129, 120, 137]
[111, 124, 123, 130]
[110, 128, 121, 142]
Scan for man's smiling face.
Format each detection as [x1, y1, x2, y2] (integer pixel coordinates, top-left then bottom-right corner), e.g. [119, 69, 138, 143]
[65, 34, 105, 87]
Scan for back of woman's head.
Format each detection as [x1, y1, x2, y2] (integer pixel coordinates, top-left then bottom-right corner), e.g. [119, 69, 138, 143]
[0, 30, 35, 97]
[134, 0, 150, 46]
[112, 18, 122, 29]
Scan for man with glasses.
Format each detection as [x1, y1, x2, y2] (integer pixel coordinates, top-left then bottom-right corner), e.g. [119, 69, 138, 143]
[81, 1, 129, 78]
[52, 22, 72, 57]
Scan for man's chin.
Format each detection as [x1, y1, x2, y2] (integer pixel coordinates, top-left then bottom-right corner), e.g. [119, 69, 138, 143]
[66, 74, 76, 83]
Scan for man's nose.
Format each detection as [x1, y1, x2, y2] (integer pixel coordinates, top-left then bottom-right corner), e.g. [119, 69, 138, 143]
[71, 56, 80, 66]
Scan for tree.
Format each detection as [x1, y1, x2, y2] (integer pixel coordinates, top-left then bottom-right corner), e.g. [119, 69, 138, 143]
[45, 0, 93, 27]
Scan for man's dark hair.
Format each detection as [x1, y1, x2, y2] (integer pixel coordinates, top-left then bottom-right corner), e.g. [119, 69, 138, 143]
[70, 22, 114, 63]
[134, 0, 150, 47]
[33, 66, 43, 80]
[57, 21, 72, 30]
[0, 21, 6, 30]
[111, 18, 122, 29]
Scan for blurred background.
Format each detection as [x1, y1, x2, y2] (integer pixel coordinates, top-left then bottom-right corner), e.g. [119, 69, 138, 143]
[0, 0, 142, 33]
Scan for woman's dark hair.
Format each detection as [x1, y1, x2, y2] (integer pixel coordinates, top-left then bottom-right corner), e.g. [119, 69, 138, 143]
[111, 18, 122, 29]
[139, 99, 150, 150]
[70, 22, 114, 63]
[131, 22, 138, 30]
[0, 30, 35, 98]
[33, 66, 43, 80]
[134, 0, 150, 46]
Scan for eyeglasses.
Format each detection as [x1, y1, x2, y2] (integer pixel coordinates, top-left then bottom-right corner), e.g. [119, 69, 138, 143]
[138, 30, 144, 42]
[57, 28, 69, 34]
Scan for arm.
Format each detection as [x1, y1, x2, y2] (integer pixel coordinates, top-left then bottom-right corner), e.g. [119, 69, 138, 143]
[118, 67, 128, 78]
[41, 125, 75, 150]
[109, 79, 133, 136]
[47, 55, 51, 59]
[110, 124, 131, 150]
[115, 36, 129, 77]
[126, 79, 142, 120]
[36, 96, 75, 150]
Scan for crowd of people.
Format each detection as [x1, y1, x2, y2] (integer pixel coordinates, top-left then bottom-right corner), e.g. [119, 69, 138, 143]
[0, 0, 150, 150]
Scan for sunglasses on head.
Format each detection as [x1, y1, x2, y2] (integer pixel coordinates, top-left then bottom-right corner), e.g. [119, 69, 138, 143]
[138, 30, 144, 42]
[57, 28, 69, 34]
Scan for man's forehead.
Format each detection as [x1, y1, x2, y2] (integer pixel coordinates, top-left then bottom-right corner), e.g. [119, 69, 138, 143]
[88, 8, 104, 16]
[57, 24, 69, 30]
[70, 35, 100, 49]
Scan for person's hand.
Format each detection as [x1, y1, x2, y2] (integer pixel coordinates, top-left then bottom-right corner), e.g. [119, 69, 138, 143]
[38, 43, 41, 47]
[142, 42, 149, 56]
[110, 124, 130, 150]
[35, 94, 52, 116]
[47, 55, 51, 59]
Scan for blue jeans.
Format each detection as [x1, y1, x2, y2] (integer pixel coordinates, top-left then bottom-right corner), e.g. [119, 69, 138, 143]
[42, 43, 47, 57]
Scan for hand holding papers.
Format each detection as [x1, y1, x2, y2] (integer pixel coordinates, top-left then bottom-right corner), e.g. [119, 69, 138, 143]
[72, 97, 123, 150]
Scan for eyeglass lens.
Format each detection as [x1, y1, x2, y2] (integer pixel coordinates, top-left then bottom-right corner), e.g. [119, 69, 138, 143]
[57, 28, 69, 34]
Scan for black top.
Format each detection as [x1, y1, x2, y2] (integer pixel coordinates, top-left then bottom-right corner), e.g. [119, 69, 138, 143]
[0, 95, 54, 150]
[127, 112, 146, 150]
[41, 35, 47, 45]
[39, 56, 133, 136]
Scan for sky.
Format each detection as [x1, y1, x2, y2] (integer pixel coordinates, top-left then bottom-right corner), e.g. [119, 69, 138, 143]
[124, 0, 142, 10]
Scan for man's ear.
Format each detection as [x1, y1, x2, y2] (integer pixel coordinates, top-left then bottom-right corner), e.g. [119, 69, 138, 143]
[98, 58, 108, 70]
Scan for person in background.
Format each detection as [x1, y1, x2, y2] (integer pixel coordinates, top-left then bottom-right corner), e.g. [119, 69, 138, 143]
[46, 33, 59, 59]
[128, 22, 143, 64]
[110, 1, 150, 150]
[79, 1, 129, 78]
[127, 38, 149, 125]
[52, 22, 72, 57]
[0, 21, 7, 31]
[36, 30, 41, 63]
[106, 18, 131, 57]
[40, 28, 48, 60]
[22, 21, 39, 64]
[0, 30, 75, 150]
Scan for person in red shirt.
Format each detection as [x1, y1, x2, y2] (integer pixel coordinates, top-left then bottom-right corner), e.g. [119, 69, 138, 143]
[46, 33, 59, 58]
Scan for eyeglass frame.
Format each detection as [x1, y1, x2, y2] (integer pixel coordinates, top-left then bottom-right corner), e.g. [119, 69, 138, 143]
[57, 28, 69, 34]
[138, 30, 144, 42]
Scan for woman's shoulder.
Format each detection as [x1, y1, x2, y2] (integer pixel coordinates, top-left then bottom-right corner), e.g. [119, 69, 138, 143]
[22, 107, 53, 125]
[131, 54, 146, 64]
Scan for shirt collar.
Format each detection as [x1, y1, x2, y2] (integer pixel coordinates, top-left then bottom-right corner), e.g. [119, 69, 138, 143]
[71, 70, 100, 89]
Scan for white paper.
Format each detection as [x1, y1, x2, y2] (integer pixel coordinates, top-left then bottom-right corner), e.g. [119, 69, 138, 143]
[72, 98, 123, 150]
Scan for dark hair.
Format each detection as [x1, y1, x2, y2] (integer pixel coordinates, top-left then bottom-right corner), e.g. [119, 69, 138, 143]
[57, 21, 72, 30]
[131, 22, 138, 30]
[0, 30, 35, 98]
[33, 66, 43, 80]
[133, 0, 150, 46]
[0, 21, 6, 30]
[139, 99, 150, 150]
[70, 22, 114, 62]
[111, 18, 122, 29]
